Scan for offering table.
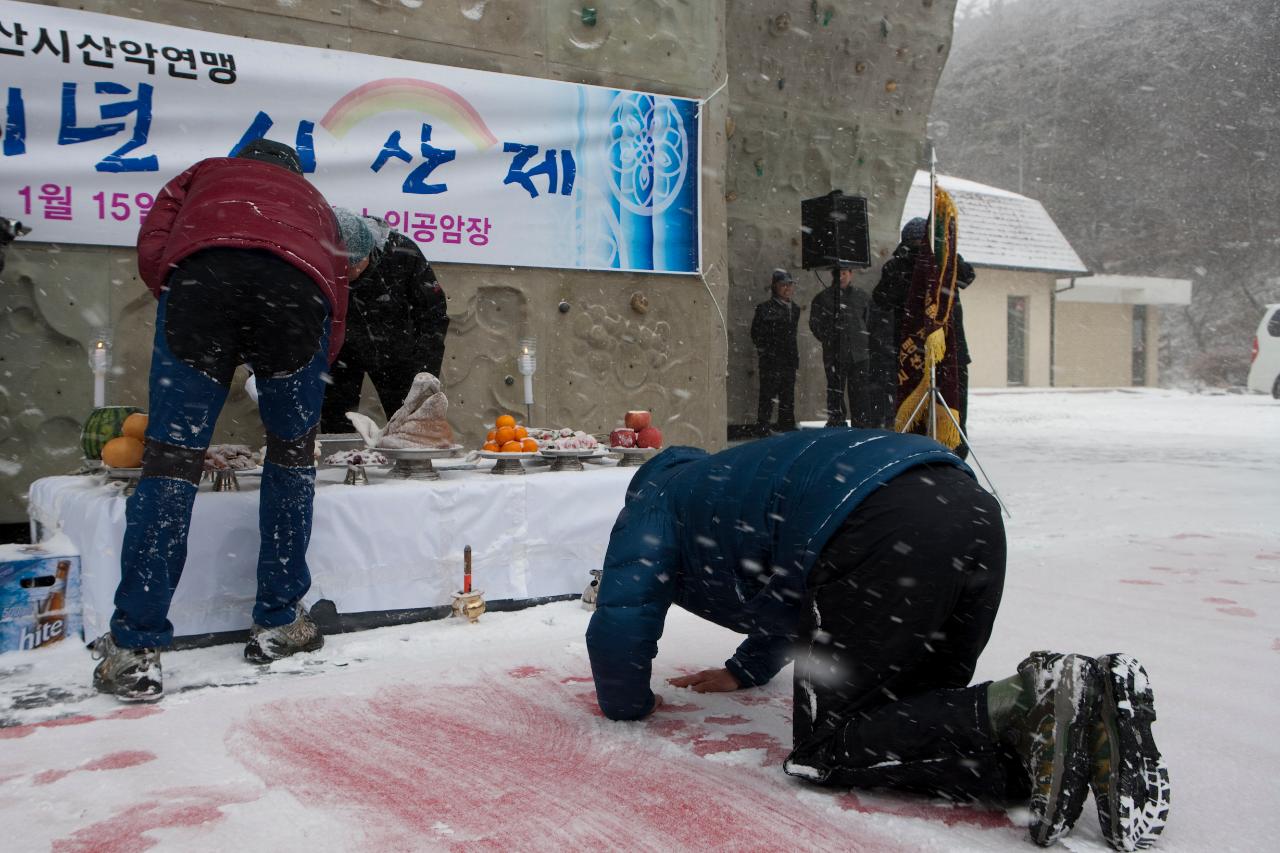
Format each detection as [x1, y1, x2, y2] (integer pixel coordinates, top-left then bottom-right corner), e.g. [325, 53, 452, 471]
[28, 459, 635, 642]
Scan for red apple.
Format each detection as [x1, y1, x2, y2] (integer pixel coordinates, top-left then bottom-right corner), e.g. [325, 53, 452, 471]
[624, 410, 652, 431]
[636, 426, 663, 449]
[610, 428, 637, 448]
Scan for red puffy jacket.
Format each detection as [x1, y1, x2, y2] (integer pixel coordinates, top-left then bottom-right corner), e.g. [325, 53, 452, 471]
[136, 157, 348, 360]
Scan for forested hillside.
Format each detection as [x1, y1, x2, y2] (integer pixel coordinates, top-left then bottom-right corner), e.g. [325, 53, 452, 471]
[933, 0, 1279, 384]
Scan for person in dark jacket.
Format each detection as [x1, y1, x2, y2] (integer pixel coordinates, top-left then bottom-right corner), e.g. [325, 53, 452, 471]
[868, 218, 976, 442]
[749, 269, 802, 433]
[319, 211, 450, 433]
[809, 264, 873, 427]
[586, 431, 1169, 849]
[92, 139, 352, 702]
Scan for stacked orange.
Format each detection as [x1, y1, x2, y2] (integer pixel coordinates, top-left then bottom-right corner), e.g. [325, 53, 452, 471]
[481, 414, 539, 453]
[102, 412, 148, 468]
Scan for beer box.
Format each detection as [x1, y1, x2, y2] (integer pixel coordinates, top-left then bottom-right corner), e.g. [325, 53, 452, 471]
[0, 538, 82, 653]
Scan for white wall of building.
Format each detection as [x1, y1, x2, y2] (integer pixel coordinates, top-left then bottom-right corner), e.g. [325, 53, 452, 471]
[962, 268, 1054, 387]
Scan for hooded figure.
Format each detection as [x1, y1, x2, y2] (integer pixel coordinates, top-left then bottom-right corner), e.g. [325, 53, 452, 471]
[868, 218, 975, 437]
[320, 210, 450, 434]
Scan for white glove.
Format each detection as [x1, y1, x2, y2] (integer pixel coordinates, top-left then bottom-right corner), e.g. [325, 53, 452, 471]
[244, 372, 259, 403]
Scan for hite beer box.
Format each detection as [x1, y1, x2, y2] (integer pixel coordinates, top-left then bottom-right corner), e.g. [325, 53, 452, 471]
[0, 536, 82, 653]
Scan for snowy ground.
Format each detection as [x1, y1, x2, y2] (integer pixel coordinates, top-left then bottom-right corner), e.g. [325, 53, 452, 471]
[2, 389, 1278, 852]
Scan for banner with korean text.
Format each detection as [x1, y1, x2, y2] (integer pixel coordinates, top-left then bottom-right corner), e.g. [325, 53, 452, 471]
[0, 0, 700, 273]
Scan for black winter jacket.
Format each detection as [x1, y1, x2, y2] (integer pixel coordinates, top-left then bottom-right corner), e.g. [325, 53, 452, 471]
[809, 283, 870, 366]
[866, 244, 975, 427]
[750, 297, 801, 370]
[342, 230, 449, 375]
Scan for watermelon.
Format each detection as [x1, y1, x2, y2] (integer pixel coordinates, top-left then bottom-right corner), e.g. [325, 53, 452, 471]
[81, 406, 142, 460]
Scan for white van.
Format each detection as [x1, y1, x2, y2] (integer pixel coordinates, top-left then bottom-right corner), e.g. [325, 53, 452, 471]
[1247, 304, 1280, 398]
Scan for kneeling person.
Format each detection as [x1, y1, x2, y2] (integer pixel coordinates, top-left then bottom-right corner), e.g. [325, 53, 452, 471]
[585, 431, 1168, 850]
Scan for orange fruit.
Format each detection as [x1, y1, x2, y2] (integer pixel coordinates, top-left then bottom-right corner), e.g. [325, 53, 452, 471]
[121, 412, 149, 441]
[500, 440, 523, 453]
[495, 426, 516, 445]
[520, 437, 539, 452]
[495, 414, 516, 429]
[486, 428, 497, 442]
[482, 441, 500, 452]
[514, 425, 528, 439]
[102, 435, 144, 468]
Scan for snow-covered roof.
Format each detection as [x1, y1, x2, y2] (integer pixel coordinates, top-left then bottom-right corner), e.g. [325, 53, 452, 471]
[900, 171, 1089, 275]
[1055, 275, 1193, 306]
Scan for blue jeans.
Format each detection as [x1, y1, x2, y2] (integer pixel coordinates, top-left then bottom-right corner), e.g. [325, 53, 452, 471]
[111, 250, 331, 648]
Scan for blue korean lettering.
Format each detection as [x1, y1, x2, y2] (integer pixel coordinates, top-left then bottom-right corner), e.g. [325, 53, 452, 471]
[229, 111, 317, 172]
[371, 123, 455, 195]
[57, 81, 158, 172]
[502, 143, 576, 198]
[3, 87, 24, 156]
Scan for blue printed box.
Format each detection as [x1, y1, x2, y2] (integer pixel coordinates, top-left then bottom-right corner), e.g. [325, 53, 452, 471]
[0, 538, 82, 653]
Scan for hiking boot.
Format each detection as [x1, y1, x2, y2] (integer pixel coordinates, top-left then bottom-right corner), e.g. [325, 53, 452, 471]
[244, 605, 324, 664]
[92, 633, 163, 702]
[1005, 651, 1101, 847]
[1090, 653, 1170, 851]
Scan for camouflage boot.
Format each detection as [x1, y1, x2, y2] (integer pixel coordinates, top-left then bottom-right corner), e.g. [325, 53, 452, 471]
[92, 633, 163, 702]
[1090, 653, 1170, 851]
[1005, 651, 1101, 847]
[244, 605, 324, 664]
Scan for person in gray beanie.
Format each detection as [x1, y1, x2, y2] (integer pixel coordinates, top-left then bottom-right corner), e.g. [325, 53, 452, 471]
[320, 208, 450, 433]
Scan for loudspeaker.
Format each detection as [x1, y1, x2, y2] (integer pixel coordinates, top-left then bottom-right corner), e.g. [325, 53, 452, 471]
[801, 191, 870, 270]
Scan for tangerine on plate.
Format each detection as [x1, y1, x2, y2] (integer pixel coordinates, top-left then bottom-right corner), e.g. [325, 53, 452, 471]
[514, 425, 528, 439]
[520, 437, 539, 452]
[121, 412, 149, 441]
[486, 428, 497, 442]
[482, 441, 500, 452]
[495, 426, 516, 445]
[102, 435, 144, 468]
[495, 414, 516, 429]
[500, 440, 523, 453]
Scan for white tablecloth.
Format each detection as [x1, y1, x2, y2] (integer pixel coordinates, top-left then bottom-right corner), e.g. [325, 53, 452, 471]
[28, 459, 635, 639]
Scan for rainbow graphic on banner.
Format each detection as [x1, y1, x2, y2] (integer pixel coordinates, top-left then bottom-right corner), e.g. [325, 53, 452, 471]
[320, 77, 499, 149]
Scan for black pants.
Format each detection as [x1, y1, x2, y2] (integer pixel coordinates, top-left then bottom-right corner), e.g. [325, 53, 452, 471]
[319, 355, 422, 434]
[756, 365, 797, 431]
[786, 465, 1025, 803]
[823, 358, 873, 427]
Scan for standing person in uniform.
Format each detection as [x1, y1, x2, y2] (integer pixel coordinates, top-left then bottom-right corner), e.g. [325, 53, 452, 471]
[319, 210, 449, 433]
[91, 139, 353, 701]
[586, 431, 1169, 851]
[750, 269, 802, 434]
[809, 263, 872, 427]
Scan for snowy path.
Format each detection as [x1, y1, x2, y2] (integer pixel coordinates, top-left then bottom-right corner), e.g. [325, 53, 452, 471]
[2, 390, 1277, 851]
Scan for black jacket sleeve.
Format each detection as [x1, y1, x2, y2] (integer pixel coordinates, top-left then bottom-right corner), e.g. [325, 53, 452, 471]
[399, 241, 449, 376]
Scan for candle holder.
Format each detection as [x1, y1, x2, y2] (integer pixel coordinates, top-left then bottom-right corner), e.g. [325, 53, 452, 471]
[517, 337, 536, 426]
[87, 331, 112, 409]
[581, 568, 604, 611]
[451, 589, 486, 623]
[452, 544, 484, 622]
[343, 463, 369, 486]
[211, 469, 240, 492]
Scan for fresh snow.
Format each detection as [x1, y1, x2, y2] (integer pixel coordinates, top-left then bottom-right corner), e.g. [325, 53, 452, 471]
[1, 388, 1277, 851]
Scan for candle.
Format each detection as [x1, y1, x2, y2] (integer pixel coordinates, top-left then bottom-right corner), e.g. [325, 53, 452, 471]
[463, 545, 472, 594]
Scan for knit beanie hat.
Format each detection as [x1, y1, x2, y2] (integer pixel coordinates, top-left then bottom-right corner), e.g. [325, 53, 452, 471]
[333, 207, 373, 265]
[235, 138, 303, 174]
[901, 217, 929, 244]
